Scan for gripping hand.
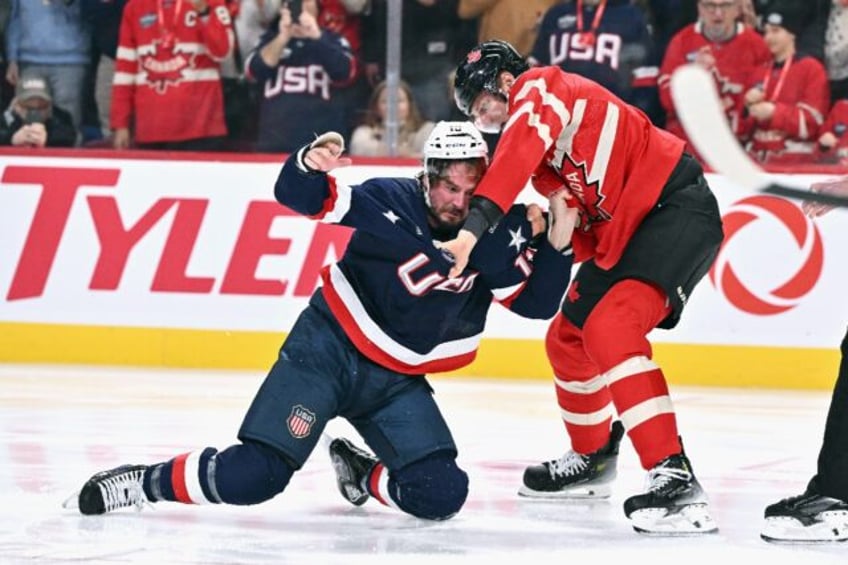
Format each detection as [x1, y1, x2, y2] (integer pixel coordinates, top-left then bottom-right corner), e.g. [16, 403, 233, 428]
[546, 190, 578, 252]
[300, 132, 352, 173]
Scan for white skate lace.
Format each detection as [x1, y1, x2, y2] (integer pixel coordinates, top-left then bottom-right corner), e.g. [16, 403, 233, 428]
[547, 451, 589, 478]
[645, 466, 691, 492]
[98, 469, 149, 512]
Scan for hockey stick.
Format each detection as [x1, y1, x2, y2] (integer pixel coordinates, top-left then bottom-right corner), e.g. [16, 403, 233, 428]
[669, 63, 848, 208]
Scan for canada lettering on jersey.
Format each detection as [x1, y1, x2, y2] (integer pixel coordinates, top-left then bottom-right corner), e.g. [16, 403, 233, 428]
[553, 158, 609, 224]
[264, 65, 332, 100]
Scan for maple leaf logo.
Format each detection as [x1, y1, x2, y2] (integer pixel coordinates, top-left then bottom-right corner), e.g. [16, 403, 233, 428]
[139, 39, 194, 94]
[467, 49, 482, 63]
[558, 154, 610, 225]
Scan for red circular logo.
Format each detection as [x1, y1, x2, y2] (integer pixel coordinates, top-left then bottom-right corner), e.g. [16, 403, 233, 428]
[710, 195, 824, 315]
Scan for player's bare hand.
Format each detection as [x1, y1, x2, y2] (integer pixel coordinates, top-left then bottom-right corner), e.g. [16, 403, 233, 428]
[547, 190, 578, 251]
[304, 132, 352, 171]
[526, 204, 545, 237]
[436, 229, 478, 278]
[304, 144, 352, 172]
[803, 176, 848, 218]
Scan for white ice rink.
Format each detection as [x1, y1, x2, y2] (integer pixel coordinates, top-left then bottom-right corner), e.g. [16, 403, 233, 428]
[1, 363, 846, 564]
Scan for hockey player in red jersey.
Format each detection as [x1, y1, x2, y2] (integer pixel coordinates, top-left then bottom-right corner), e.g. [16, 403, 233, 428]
[111, 0, 234, 150]
[441, 40, 725, 535]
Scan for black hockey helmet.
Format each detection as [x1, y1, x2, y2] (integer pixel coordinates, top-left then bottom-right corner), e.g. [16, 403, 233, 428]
[454, 40, 529, 117]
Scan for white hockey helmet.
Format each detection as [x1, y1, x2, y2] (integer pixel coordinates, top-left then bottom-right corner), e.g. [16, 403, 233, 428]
[423, 121, 489, 175]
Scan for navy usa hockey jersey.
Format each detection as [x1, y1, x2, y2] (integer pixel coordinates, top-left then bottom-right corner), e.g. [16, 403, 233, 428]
[274, 149, 574, 375]
[246, 20, 357, 153]
[530, 0, 661, 124]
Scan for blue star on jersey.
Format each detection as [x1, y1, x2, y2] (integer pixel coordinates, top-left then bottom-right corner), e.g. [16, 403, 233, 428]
[274, 146, 575, 374]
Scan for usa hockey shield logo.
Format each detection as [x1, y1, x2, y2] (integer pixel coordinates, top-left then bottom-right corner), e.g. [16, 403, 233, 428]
[287, 405, 316, 439]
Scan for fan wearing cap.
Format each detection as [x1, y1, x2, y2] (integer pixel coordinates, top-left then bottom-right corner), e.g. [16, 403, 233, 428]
[0, 73, 76, 148]
[739, 2, 830, 163]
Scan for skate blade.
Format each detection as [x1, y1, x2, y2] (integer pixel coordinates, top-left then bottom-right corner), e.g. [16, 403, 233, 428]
[630, 503, 718, 536]
[517, 483, 612, 499]
[761, 516, 848, 543]
[62, 492, 81, 510]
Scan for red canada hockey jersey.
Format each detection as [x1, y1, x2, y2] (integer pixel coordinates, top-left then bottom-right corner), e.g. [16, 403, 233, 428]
[739, 54, 830, 162]
[112, 0, 234, 143]
[818, 100, 848, 162]
[658, 22, 770, 151]
[473, 66, 685, 270]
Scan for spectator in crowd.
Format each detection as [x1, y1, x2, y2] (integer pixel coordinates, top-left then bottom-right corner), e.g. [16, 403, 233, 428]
[80, 0, 129, 140]
[317, 0, 370, 145]
[457, 0, 558, 57]
[816, 96, 848, 162]
[5, 0, 91, 135]
[0, 0, 11, 110]
[666, 0, 757, 36]
[645, 0, 685, 61]
[245, 0, 357, 153]
[529, 0, 664, 126]
[0, 72, 76, 148]
[349, 79, 435, 158]
[825, 0, 848, 103]
[739, 2, 830, 164]
[753, 0, 830, 62]
[658, 0, 770, 161]
[234, 0, 282, 55]
[362, 0, 477, 122]
[111, 0, 233, 151]
[218, 0, 276, 149]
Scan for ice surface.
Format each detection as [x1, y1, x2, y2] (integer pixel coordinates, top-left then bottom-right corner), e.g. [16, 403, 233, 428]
[1, 364, 845, 564]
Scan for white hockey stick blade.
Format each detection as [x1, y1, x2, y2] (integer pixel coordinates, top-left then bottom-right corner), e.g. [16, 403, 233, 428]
[670, 63, 848, 208]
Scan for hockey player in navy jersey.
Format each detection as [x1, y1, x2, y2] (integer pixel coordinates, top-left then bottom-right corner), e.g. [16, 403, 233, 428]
[66, 121, 578, 522]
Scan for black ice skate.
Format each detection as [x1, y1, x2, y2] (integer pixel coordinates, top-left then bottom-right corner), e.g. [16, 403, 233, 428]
[623, 452, 717, 535]
[328, 437, 377, 507]
[64, 464, 150, 515]
[519, 420, 624, 498]
[761, 487, 848, 543]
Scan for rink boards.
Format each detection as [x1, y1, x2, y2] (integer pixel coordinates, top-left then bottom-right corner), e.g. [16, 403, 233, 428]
[1, 149, 846, 389]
